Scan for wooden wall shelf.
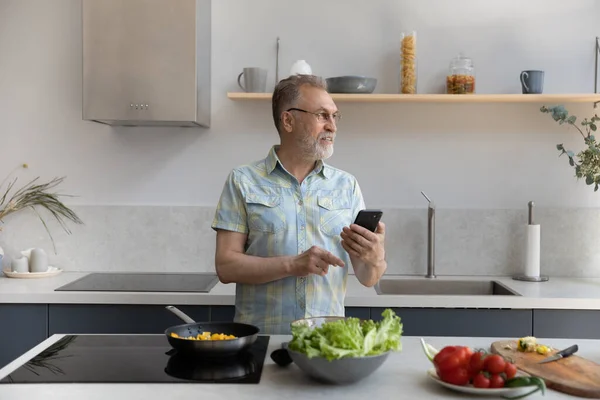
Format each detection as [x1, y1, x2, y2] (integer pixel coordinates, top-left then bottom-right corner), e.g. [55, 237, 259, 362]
[227, 92, 600, 104]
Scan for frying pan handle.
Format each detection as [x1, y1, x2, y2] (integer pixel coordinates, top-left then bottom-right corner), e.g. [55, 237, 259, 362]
[165, 305, 196, 324]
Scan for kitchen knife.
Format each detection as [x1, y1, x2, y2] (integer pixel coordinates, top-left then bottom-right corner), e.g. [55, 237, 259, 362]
[538, 344, 578, 364]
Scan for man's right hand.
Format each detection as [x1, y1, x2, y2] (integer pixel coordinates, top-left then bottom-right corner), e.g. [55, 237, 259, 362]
[290, 246, 345, 277]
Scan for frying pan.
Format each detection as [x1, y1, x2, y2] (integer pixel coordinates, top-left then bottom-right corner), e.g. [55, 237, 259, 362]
[164, 305, 259, 357]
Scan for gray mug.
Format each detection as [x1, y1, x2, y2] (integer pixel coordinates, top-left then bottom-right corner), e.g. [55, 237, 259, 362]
[520, 70, 544, 94]
[237, 67, 268, 93]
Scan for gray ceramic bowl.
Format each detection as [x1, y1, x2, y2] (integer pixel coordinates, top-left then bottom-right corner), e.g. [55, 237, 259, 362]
[287, 316, 391, 384]
[325, 76, 377, 94]
[287, 347, 391, 384]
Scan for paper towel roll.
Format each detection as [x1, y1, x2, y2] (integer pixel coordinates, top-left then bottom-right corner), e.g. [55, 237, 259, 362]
[524, 224, 541, 277]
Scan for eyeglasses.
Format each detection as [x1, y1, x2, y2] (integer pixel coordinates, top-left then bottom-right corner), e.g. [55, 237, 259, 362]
[286, 108, 342, 123]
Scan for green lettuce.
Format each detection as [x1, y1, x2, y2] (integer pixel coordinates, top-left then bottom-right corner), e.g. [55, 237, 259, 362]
[287, 308, 403, 361]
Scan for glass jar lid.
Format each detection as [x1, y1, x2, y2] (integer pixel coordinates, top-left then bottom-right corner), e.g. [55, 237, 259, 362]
[450, 53, 474, 69]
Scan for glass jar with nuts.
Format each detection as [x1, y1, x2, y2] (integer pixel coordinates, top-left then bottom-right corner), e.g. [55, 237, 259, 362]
[447, 53, 475, 94]
[399, 31, 417, 94]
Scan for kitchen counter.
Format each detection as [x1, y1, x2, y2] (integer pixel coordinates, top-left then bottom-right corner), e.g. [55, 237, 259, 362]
[1, 272, 600, 309]
[0, 334, 596, 400]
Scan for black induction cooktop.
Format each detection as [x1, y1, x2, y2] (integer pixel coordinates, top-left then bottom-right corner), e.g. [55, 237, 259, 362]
[54, 273, 219, 293]
[0, 335, 270, 384]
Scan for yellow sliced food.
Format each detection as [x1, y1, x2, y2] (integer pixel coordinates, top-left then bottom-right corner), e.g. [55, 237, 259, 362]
[536, 345, 551, 355]
[517, 336, 552, 355]
[170, 331, 237, 341]
[518, 336, 537, 352]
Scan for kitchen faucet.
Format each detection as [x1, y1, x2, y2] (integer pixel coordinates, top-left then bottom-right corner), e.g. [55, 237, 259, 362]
[421, 191, 436, 278]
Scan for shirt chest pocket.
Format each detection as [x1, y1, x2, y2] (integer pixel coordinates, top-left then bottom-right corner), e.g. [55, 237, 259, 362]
[317, 195, 352, 236]
[245, 193, 286, 234]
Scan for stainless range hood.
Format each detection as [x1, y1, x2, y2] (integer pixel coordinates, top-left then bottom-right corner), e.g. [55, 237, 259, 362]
[82, 0, 211, 127]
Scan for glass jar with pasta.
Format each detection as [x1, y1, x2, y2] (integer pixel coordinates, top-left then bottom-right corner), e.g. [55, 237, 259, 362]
[446, 53, 475, 94]
[399, 31, 417, 94]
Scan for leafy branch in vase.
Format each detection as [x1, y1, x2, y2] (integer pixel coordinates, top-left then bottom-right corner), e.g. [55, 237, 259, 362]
[540, 105, 600, 191]
[0, 165, 84, 253]
[22, 336, 77, 377]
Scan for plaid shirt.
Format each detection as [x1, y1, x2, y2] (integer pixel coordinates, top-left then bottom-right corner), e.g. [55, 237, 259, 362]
[212, 145, 365, 334]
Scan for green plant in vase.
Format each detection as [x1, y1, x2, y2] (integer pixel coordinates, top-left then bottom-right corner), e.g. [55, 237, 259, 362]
[540, 105, 600, 191]
[0, 164, 83, 254]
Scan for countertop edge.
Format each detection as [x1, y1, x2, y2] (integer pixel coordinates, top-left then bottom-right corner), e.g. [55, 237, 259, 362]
[1, 273, 600, 310]
[1, 334, 598, 400]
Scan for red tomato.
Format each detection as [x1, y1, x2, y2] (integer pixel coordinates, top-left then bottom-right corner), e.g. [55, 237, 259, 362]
[434, 346, 472, 373]
[439, 367, 470, 386]
[504, 362, 517, 379]
[433, 346, 473, 386]
[484, 354, 506, 375]
[489, 374, 505, 388]
[468, 351, 485, 377]
[463, 346, 474, 359]
[433, 346, 459, 363]
[472, 372, 491, 388]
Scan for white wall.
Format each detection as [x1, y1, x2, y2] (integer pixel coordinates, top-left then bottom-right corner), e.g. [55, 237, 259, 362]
[1, 0, 600, 210]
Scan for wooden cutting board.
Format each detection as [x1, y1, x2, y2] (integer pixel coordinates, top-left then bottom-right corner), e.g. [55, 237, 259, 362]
[491, 340, 600, 399]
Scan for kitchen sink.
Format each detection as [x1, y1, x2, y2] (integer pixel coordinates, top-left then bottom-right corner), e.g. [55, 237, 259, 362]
[374, 279, 521, 296]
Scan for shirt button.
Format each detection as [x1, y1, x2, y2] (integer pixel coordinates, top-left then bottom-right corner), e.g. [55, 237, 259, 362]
[300, 225, 305, 230]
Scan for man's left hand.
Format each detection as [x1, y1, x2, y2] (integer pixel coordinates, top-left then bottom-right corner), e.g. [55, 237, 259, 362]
[340, 221, 386, 269]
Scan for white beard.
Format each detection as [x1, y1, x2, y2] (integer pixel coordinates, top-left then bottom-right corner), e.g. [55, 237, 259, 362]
[298, 132, 335, 161]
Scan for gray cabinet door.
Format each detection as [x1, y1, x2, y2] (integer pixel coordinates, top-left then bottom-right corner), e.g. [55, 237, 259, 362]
[345, 307, 370, 320]
[210, 306, 235, 322]
[533, 310, 600, 339]
[0, 305, 48, 369]
[208, 306, 371, 322]
[48, 305, 209, 334]
[371, 307, 532, 337]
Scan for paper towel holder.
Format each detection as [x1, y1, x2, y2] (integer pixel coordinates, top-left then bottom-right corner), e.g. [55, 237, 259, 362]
[512, 201, 549, 282]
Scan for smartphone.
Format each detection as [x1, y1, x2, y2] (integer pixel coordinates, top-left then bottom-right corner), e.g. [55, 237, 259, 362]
[353, 209, 383, 232]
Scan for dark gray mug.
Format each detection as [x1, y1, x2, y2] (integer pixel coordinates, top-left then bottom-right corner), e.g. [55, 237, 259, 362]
[520, 70, 544, 94]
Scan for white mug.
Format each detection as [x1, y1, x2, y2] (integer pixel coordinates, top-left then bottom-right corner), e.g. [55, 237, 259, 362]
[11, 257, 29, 273]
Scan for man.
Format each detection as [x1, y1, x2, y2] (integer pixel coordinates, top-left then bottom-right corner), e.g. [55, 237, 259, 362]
[211, 74, 386, 334]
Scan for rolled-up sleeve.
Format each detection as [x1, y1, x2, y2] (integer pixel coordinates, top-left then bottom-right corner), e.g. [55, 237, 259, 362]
[211, 170, 248, 234]
[351, 178, 366, 220]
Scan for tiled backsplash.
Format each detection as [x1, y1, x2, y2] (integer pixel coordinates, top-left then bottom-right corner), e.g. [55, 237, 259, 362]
[0, 206, 598, 278]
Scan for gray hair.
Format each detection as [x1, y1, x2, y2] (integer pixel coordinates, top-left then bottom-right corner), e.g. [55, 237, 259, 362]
[272, 74, 328, 133]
